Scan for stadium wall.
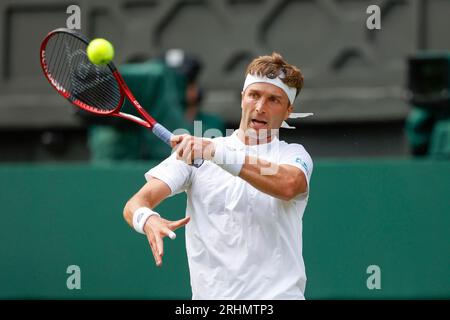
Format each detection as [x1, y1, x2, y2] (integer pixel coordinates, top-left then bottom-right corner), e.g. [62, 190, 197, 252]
[0, 160, 448, 299]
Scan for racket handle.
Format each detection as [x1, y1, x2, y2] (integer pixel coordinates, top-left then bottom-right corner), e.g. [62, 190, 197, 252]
[152, 123, 204, 168]
[193, 158, 204, 168]
[152, 123, 172, 145]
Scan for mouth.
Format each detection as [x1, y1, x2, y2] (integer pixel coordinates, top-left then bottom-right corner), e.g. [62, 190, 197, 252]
[250, 119, 268, 128]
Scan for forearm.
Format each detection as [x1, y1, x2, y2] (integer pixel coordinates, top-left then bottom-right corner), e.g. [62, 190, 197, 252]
[123, 196, 151, 228]
[123, 178, 171, 228]
[238, 156, 307, 201]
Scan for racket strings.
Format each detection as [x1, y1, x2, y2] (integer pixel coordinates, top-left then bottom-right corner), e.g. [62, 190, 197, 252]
[44, 33, 121, 112]
[55, 33, 118, 111]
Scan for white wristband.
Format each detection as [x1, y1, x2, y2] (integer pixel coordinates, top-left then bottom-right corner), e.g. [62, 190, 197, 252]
[212, 140, 245, 176]
[132, 207, 160, 235]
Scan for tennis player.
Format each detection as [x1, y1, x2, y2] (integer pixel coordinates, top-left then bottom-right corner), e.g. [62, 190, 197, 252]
[123, 52, 313, 299]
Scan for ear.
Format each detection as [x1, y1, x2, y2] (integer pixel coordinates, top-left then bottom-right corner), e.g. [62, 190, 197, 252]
[284, 104, 293, 120]
[241, 91, 244, 109]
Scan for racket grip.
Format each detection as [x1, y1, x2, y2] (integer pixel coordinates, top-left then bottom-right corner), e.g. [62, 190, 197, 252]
[152, 123, 204, 168]
[193, 158, 204, 168]
[152, 123, 172, 146]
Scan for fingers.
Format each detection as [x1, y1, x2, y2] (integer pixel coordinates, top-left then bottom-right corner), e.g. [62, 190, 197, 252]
[192, 139, 204, 162]
[174, 135, 199, 164]
[144, 215, 191, 266]
[146, 232, 162, 267]
[170, 135, 185, 148]
[203, 140, 216, 160]
[144, 216, 164, 266]
[163, 227, 177, 240]
[182, 147, 193, 165]
[174, 135, 214, 164]
[155, 234, 164, 257]
[168, 216, 191, 231]
[175, 135, 190, 159]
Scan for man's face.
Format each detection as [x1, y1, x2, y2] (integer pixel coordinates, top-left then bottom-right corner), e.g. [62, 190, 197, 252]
[240, 82, 293, 134]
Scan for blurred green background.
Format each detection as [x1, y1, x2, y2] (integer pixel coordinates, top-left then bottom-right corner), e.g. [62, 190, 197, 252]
[1, 160, 448, 299]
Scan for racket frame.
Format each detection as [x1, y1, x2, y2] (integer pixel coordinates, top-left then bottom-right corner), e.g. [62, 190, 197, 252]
[40, 28, 157, 129]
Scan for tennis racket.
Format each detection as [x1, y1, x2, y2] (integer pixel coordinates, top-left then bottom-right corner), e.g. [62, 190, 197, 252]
[40, 27, 202, 166]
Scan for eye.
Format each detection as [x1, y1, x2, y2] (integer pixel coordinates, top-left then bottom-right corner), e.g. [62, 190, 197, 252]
[269, 97, 280, 104]
[248, 92, 259, 99]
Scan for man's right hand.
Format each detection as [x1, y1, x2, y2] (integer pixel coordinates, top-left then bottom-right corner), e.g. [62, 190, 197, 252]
[143, 215, 191, 266]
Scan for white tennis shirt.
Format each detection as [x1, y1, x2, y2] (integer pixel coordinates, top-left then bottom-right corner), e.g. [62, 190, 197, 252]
[145, 131, 313, 299]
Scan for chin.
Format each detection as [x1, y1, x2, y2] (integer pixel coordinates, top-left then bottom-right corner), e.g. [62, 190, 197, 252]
[247, 125, 272, 138]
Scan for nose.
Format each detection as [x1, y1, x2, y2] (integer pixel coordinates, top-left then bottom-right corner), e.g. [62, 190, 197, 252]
[255, 98, 266, 114]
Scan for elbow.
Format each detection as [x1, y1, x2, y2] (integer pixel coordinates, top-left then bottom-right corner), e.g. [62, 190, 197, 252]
[280, 174, 308, 201]
[280, 186, 297, 201]
[123, 201, 133, 225]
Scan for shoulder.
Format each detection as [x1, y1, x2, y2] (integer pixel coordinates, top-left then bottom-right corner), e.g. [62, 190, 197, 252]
[279, 141, 312, 160]
[277, 141, 313, 178]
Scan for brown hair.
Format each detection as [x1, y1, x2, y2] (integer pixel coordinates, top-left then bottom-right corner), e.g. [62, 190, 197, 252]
[246, 52, 304, 97]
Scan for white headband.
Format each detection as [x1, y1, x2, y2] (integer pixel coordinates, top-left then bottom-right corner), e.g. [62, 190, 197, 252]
[242, 73, 314, 129]
[243, 73, 297, 105]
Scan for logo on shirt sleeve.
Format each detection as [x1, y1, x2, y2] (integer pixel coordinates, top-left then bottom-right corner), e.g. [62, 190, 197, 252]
[295, 157, 309, 175]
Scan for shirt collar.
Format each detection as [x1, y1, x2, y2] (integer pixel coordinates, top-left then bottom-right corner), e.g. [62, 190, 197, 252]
[230, 130, 279, 149]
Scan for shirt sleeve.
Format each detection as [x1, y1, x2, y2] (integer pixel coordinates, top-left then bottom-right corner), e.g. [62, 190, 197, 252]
[278, 143, 313, 191]
[144, 152, 193, 196]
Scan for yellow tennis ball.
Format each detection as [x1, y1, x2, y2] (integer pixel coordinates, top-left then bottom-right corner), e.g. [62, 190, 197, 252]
[86, 38, 114, 65]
